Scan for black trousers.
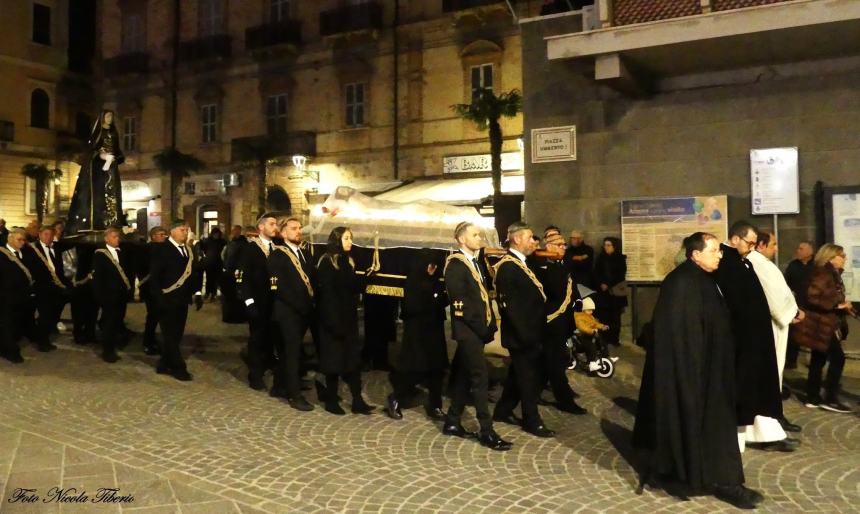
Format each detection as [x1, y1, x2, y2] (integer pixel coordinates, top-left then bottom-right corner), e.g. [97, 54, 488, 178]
[494, 346, 544, 429]
[204, 266, 220, 297]
[542, 336, 576, 407]
[604, 305, 623, 344]
[0, 311, 21, 359]
[247, 304, 276, 381]
[158, 301, 189, 372]
[141, 287, 159, 348]
[325, 371, 363, 404]
[12, 299, 38, 344]
[786, 339, 800, 369]
[446, 334, 493, 432]
[391, 369, 444, 410]
[99, 300, 127, 354]
[71, 284, 97, 342]
[274, 307, 308, 399]
[35, 294, 64, 343]
[807, 339, 845, 402]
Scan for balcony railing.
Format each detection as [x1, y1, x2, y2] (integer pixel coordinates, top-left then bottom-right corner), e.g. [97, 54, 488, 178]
[179, 35, 232, 62]
[0, 120, 14, 142]
[246, 20, 302, 51]
[319, 2, 384, 36]
[103, 52, 149, 76]
[231, 132, 316, 163]
[443, 0, 505, 12]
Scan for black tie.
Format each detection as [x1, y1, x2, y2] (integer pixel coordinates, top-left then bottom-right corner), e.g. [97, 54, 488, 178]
[472, 258, 484, 283]
[297, 248, 306, 264]
[49, 246, 55, 260]
[179, 245, 187, 258]
[16, 251, 22, 260]
[268, 243, 274, 255]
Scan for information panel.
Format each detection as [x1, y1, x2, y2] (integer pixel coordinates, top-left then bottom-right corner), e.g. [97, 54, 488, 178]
[621, 196, 729, 282]
[750, 147, 800, 215]
[832, 192, 860, 302]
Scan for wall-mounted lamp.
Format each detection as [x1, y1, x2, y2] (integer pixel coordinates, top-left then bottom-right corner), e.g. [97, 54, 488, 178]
[292, 154, 319, 183]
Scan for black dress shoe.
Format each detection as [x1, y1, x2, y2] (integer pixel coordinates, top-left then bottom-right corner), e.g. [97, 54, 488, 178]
[325, 402, 346, 415]
[102, 351, 120, 363]
[442, 423, 477, 439]
[1, 351, 24, 364]
[524, 424, 555, 438]
[748, 439, 798, 452]
[249, 376, 267, 391]
[556, 402, 587, 415]
[171, 370, 193, 382]
[384, 394, 403, 420]
[492, 413, 522, 426]
[712, 484, 761, 509]
[269, 388, 289, 399]
[779, 417, 801, 433]
[37, 342, 57, 352]
[288, 396, 314, 412]
[351, 399, 375, 415]
[478, 430, 513, 451]
[424, 407, 446, 421]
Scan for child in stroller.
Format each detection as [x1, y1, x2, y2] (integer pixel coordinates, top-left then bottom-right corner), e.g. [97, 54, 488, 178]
[569, 296, 618, 377]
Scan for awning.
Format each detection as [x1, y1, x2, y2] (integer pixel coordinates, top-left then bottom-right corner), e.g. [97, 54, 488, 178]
[375, 175, 524, 205]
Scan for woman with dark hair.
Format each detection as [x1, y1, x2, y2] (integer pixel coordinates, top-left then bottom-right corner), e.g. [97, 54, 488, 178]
[315, 227, 375, 415]
[594, 236, 627, 345]
[67, 109, 125, 235]
[791, 244, 855, 413]
[384, 249, 449, 421]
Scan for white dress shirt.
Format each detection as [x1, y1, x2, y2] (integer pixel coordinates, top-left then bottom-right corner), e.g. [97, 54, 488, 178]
[509, 248, 527, 263]
[105, 244, 121, 263]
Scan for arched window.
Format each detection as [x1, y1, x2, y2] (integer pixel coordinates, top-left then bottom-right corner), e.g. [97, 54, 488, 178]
[30, 89, 50, 128]
[266, 186, 292, 213]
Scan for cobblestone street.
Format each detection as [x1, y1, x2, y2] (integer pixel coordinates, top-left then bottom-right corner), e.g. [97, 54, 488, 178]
[1, 301, 858, 514]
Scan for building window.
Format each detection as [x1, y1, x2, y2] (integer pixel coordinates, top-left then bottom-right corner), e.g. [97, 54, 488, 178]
[0, 121, 14, 142]
[470, 63, 493, 101]
[270, 0, 290, 22]
[344, 83, 366, 128]
[201, 104, 217, 143]
[123, 116, 137, 152]
[33, 3, 51, 45]
[30, 89, 50, 129]
[266, 94, 288, 136]
[26, 177, 54, 215]
[199, 0, 225, 36]
[122, 13, 145, 53]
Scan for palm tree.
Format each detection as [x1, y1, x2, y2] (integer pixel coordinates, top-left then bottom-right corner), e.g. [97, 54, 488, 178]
[452, 88, 522, 233]
[21, 163, 63, 223]
[153, 148, 205, 220]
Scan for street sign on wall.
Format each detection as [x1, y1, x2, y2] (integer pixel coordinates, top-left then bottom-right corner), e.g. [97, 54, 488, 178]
[750, 147, 800, 214]
[531, 125, 576, 163]
[442, 152, 523, 174]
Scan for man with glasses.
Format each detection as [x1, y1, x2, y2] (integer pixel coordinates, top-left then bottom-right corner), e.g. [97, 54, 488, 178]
[715, 221, 794, 453]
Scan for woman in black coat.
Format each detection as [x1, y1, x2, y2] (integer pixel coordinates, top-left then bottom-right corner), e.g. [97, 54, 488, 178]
[384, 249, 449, 421]
[594, 236, 628, 345]
[315, 227, 375, 415]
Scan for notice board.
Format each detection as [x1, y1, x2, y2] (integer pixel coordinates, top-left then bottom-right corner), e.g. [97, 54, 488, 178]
[829, 189, 860, 302]
[621, 195, 729, 282]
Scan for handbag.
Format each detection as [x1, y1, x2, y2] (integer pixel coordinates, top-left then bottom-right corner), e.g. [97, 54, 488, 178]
[609, 281, 629, 297]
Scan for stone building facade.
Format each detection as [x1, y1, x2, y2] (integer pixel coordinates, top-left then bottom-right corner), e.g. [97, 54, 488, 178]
[99, 0, 552, 235]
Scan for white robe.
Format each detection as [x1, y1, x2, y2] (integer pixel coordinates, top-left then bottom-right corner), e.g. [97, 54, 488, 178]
[737, 250, 799, 448]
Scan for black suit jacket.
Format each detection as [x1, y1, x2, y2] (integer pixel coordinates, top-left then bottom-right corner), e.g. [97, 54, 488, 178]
[25, 243, 69, 295]
[444, 251, 496, 343]
[532, 257, 577, 341]
[149, 241, 202, 307]
[495, 252, 546, 350]
[0, 248, 34, 308]
[237, 239, 273, 310]
[92, 246, 132, 305]
[269, 246, 314, 317]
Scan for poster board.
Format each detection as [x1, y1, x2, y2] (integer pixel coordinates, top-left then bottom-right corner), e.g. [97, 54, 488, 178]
[827, 188, 860, 302]
[750, 147, 800, 214]
[622, 195, 729, 282]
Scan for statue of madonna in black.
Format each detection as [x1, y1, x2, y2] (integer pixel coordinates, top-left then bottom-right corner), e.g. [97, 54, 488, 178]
[66, 110, 125, 235]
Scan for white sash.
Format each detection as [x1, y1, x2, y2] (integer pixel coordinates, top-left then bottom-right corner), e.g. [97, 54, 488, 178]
[274, 246, 314, 298]
[444, 252, 492, 325]
[0, 247, 34, 286]
[95, 249, 131, 291]
[29, 243, 66, 289]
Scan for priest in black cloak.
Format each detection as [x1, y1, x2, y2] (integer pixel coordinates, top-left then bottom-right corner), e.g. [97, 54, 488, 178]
[67, 110, 125, 235]
[633, 232, 762, 510]
[713, 221, 788, 452]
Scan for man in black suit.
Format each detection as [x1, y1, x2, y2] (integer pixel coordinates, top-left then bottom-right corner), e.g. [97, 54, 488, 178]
[443, 222, 512, 451]
[0, 228, 34, 363]
[493, 222, 555, 438]
[69, 244, 98, 345]
[268, 217, 315, 410]
[149, 220, 203, 381]
[92, 227, 132, 363]
[25, 225, 70, 351]
[533, 232, 586, 415]
[138, 226, 168, 355]
[238, 213, 279, 391]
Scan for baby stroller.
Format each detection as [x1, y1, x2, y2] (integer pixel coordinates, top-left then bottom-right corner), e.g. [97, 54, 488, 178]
[567, 329, 616, 378]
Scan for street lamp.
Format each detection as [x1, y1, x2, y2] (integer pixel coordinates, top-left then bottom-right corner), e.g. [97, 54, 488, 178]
[292, 154, 319, 183]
